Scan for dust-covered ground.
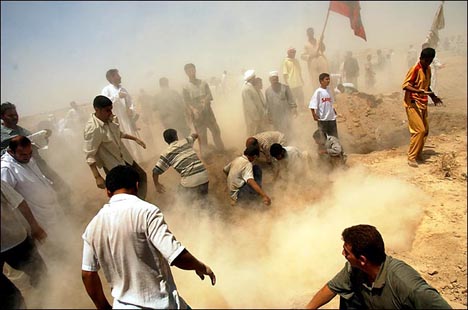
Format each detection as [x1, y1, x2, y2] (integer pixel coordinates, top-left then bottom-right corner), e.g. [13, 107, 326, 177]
[7, 48, 467, 309]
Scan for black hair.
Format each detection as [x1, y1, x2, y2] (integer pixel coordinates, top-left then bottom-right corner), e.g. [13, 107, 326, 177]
[1, 102, 16, 116]
[93, 95, 113, 109]
[163, 128, 178, 144]
[244, 145, 260, 157]
[319, 73, 330, 82]
[269, 143, 285, 158]
[105, 165, 140, 194]
[420, 47, 436, 59]
[342, 224, 386, 265]
[9, 135, 31, 153]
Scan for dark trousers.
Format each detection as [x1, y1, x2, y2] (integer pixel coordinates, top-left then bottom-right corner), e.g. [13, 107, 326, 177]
[318, 120, 339, 138]
[104, 161, 147, 199]
[0, 237, 47, 309]
[237, 165, 262, 202]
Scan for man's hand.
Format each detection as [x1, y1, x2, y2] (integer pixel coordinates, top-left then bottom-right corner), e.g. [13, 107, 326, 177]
[432, 96, 443, 106]
[31, 224, 47, 243]
[195, 264, 216, 286]
[263, 195, 271, 206]
[95, 176, 105, 189]
[155, 183, 166, 193]
[136, 139, 146, 149]
[118, 91, 127, 98]
[191, 133, 199, 140]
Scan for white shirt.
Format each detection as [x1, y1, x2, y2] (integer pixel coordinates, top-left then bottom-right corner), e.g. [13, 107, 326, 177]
[101, 84, 138, 139]
[1, 180, 28, 252]
[223, 155, 254, 200]
[309, 87, 336, 121]
[1, 152, 61, 235]
[82, 194, 187, 309]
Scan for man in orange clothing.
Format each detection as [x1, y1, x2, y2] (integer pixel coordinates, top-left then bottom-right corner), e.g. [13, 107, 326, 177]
[402, 47, 442, 168]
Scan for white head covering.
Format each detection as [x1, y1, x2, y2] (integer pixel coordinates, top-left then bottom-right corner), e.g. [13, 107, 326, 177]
[243, 69, 255, 81]
[269, 71, 279, 77]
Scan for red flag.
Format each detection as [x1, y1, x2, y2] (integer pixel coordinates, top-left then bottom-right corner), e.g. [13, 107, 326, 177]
[329, 1, 367, 41]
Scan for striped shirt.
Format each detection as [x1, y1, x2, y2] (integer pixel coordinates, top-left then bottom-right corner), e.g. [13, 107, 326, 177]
[153, 136, 208, 188]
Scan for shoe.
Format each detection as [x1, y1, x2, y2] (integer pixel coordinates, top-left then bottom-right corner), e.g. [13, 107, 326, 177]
[416, 154, 425, 163]
[407, 159, 418, 168]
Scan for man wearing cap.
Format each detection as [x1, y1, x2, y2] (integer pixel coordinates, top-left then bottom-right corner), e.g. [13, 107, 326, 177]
[282, 47, 305, 109]
[265, 71, 296, 136]
[241, 69, 267, 136]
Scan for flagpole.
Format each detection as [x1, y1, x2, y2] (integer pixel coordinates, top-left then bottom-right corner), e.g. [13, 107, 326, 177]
[317, 4, 331, 55]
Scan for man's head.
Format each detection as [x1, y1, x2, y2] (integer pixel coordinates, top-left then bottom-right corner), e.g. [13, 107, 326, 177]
[106, 69, 121, 85]
[245, 137, 259, 149]
[244, 145, 260, 162]
[269, 143, 286, 160]
[184, 63, 196, 80]
[163, 128, 178, 144]
[93, 95, 113, 123]
[8, 135, 33, 164]
[105, 165, 140, 197]
[252, 77, 263, 91]
[336, 84, 345, 94]
[287, 47, 296, 59]
[159, 77, 169, 88]
[70, 101, 78, 109]
[319, 73, 330, 88]
[269, 71, 279, 85]
[419, 47, 436, 69]
[306, 27, 315, 39]
[313, 129, 326, 146]
[1, 102, 19, 128]
[341, 224, 386, 268]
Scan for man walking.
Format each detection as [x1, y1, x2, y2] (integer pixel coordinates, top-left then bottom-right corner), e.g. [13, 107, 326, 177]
[182, 63, 225, 157]
[81, 165, 216, 309]
[83, 95, 147, 198]
[402, 47, 442, 167]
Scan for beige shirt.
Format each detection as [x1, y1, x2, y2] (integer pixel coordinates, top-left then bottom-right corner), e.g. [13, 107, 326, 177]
[282, 58, 304, 89]
[83, 113, 134, 171]
[223, 155, 254, 201]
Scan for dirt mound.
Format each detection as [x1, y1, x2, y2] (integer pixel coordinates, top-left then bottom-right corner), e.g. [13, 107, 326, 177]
[336, 91, 408, 154]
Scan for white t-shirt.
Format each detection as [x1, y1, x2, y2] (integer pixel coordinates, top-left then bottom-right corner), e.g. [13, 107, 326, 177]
[309, 87, 336, 121]
[223, 155, 254, 200]
[82, 193, 187, 309]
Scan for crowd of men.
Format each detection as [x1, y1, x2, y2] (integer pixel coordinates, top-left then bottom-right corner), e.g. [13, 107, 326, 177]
[0, 24, 455, 309]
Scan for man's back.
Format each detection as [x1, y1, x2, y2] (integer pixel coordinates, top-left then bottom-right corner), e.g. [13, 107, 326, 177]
[82, 193, 187, 309]
[153, 136, 208, 188]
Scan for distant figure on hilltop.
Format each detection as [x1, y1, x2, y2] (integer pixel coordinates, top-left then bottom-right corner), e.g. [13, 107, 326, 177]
[301, 27, 328, 89]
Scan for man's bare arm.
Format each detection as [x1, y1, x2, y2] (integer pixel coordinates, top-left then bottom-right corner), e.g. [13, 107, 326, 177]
[81, 271, 112, 310]
[17, 200, 47, 242]
[172, 249, 216, 285]
[246, 178, 271, 205]
[122, 133, 146, 149]
[305, 284, 337, 309]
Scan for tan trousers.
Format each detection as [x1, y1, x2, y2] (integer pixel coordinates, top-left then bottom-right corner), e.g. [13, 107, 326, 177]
[406, 106, 428, 161]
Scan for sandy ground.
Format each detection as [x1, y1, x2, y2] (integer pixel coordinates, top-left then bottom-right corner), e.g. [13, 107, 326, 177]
[6, 49, 467, 309]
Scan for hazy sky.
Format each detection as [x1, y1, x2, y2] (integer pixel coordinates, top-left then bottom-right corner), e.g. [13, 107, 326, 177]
[1, 1, 466, 117]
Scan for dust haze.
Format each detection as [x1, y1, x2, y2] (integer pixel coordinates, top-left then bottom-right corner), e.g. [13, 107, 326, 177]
[1, 1, 466, 309]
